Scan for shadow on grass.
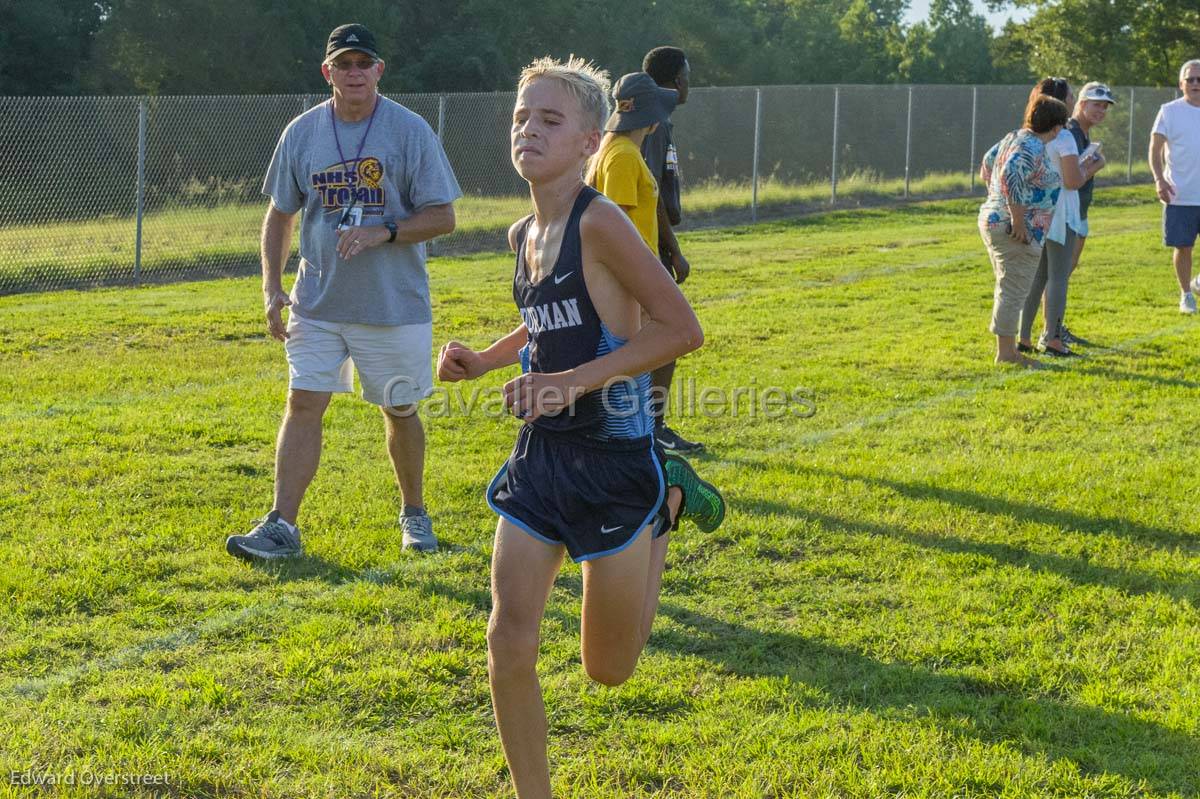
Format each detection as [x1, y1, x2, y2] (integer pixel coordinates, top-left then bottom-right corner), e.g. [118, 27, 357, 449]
[732, 460, 1198, 553]
[249, 552, 364, 584]
[721, 459, 1200, 609]
[651, 601, 1199, 795]
[1070, 363, 1200, 391]
[750, 492, 1200, 609]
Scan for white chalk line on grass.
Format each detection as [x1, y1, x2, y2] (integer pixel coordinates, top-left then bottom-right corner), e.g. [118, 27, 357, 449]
[793, 319, 1198, 449]
[5, 568, 394, 701]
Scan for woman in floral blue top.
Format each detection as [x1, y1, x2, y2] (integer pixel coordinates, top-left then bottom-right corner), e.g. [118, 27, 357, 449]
[978, 95, 1069, 367]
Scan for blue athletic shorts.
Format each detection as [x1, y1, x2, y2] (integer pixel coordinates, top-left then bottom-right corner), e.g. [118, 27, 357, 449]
[1163, 204, 1200, 248]
[487, 424, 669, 562]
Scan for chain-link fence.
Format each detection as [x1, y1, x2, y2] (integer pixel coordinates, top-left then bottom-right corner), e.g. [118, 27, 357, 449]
[0, 84, 1178, 295]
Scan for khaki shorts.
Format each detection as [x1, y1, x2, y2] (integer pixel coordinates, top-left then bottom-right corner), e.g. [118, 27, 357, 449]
[284, 311, 433, 407]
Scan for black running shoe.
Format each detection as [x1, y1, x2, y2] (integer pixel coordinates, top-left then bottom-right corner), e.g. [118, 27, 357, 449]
[1040, 344, 1080, 358]
[656, 425, 705, 454]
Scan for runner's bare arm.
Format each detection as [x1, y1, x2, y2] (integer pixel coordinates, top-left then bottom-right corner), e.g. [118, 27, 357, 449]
[571, 202, 701, 390]
[439, 218, 532, 383]
[439, 325, 529, 382]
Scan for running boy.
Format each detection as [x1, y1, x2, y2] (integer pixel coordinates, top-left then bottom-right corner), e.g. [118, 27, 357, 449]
[436, 57, 724, 799]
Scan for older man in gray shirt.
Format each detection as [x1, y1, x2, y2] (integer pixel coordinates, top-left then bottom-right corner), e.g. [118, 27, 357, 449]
[226, 23, 461, 561]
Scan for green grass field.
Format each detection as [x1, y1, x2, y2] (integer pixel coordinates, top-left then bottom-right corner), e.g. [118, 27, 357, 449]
[2, 185, 1198, 798]
[0, 167, 1154, 292]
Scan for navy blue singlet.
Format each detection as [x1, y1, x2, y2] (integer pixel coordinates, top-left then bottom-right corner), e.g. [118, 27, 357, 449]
[513, 186, 653, 440]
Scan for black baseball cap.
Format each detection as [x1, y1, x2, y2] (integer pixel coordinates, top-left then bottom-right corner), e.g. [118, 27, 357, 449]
[605, 72, 678, 132]
[326, 24, 380, 62]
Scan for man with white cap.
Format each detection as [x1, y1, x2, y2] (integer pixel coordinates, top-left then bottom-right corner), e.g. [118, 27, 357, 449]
[1150, 59, 1200, 314]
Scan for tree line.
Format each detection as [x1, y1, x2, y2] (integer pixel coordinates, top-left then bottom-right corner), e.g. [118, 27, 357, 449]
[2, 0, 1195, 96]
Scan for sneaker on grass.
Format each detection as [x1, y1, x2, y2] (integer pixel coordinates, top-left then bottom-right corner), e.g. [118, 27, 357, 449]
[225, 510, 302, 561]
[657, 422, 700, 453]
[401, 512, 437, 553]
[656, 425, 705, 454]
[1181, 292, 1197, 315]
[662, 453, 726, 533]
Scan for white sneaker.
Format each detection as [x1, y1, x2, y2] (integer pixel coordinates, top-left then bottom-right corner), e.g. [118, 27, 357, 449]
[1181, 292, 1198, 315]
[1192, 277, 1200, 294]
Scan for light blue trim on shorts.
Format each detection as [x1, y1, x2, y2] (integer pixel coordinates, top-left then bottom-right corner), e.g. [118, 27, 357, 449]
[485, 462, 560, 548]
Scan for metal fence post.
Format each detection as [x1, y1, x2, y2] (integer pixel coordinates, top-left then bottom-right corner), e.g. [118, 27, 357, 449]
[831, 87, 840, 203]
[134, 98, 147, 283]
[427, 94, 447, 257]
[1127, 87, 1135, 184]
[904, 86, 913, 198]
[969, 86, 978, 193]
[751, 87, 762, 223]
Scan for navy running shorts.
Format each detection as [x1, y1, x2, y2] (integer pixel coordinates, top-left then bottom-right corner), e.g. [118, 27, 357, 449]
[487, 424, 668, 562]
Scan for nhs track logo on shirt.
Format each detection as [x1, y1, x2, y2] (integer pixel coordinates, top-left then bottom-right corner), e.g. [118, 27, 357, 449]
[311, 157, 385, 212]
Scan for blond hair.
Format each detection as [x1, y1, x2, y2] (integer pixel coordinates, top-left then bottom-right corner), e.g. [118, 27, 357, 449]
[518, 55, 611, 133]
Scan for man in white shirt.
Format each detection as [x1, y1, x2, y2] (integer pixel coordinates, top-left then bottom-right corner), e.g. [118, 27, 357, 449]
[1150, 59, 1200, 314]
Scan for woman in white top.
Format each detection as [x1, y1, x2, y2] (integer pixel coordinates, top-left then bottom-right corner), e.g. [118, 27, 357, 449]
[1059, 82, 1113, 345]
[1017, 78, 1106, 357]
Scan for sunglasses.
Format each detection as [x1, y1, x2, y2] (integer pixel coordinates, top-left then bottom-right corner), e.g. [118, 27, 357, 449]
[1185, 76, 1200, 85]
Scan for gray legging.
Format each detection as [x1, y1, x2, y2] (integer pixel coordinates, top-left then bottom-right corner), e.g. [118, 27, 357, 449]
[1020, 229, 1077, 343]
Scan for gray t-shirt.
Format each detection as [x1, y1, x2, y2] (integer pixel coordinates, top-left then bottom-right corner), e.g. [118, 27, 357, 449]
[263, 96, 462, 326]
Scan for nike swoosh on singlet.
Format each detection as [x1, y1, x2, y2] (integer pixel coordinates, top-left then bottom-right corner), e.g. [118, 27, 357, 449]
[553, 271, 574, 285]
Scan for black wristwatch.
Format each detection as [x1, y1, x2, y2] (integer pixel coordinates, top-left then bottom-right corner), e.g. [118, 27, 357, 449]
[384, 221, 397, 243]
